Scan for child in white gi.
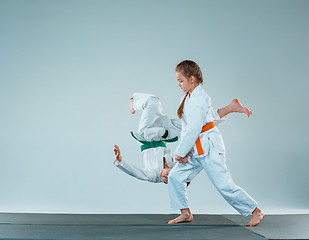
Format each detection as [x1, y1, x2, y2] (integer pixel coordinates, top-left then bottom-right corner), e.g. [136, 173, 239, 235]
[114, 93, 253, 185]
[114, 93, 181, 183]
[168, 60, 264, 227]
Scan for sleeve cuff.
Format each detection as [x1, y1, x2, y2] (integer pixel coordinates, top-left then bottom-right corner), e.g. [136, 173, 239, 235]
[113, 159, 122, 166]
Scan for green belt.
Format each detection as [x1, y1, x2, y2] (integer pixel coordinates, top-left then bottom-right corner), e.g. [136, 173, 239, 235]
[130, 132, 178, 152]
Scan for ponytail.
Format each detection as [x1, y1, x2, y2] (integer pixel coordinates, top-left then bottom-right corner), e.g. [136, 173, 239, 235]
[177, 92, 189, 119]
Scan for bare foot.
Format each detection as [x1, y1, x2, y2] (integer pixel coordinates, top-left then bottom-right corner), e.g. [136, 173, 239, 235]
[246, 207, 265, 227]
[168, 213, 193, 224]
[129, 98, 136, 114]
[230, 99, 252, 117]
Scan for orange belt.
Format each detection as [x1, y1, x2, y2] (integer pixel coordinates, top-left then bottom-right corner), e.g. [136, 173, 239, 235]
[195, 121, 215, 155]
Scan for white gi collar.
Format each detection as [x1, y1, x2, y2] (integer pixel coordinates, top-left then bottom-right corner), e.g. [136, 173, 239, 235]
[188, 84, 202, 98]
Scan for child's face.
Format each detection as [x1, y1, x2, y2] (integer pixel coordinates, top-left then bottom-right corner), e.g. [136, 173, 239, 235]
[176, 71, 195, 93]
[160, 168, 171, 184]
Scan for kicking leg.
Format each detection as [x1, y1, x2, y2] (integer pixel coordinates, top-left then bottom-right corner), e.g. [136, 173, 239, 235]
[217, 99, 252, 118]
[129, 98, 136, 114]
[130, 94, 164, 138]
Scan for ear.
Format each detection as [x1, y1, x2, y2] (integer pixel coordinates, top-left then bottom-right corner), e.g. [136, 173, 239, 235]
[189, 75, 196, 84]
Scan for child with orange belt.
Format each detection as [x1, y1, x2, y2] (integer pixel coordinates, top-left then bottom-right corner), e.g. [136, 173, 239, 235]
[167, 60, 264, 227]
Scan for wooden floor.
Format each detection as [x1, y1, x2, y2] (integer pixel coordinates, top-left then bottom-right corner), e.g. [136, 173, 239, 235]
[0, 213, 308, 239]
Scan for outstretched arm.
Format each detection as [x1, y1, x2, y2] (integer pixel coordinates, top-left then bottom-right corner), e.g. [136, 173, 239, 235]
[113, 145, 159, 183]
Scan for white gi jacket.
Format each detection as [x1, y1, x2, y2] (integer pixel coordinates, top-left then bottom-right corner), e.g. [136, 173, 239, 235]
[175, 85, 224, 158]
[114, 147, 173, 183]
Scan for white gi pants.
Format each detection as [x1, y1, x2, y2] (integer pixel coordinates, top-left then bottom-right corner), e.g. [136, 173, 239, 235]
[133, 94, 165, 140]
[168, 131, 258, 216]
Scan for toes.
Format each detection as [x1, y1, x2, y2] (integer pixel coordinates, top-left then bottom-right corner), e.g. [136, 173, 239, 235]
[244, 108, 251, 117]
[247, 220, 260, 227]
[168, 215, 193, 225]
[168, 218, 180, 224]
[246, 220, 255, 227]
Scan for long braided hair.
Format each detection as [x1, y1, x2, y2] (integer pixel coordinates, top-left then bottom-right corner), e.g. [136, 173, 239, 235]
[176, 60, 204, 119]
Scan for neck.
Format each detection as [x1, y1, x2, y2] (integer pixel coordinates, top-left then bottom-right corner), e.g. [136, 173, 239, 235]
[188, 83, 199, 95]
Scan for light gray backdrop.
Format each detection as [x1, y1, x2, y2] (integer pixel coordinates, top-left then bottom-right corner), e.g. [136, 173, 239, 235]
[1, 0, 308, 214]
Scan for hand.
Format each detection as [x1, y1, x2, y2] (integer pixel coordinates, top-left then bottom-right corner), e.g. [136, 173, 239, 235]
[175, 154, 188, 163]
[114, 145, 122, 162]
[129, 98, 136, 114]
[160, 168, 171, 184]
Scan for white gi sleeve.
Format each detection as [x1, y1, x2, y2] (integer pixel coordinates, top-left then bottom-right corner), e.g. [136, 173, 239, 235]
[213, 109, 227, 125]
[175, 103, 207, 158]
[113, 159, 158, 183]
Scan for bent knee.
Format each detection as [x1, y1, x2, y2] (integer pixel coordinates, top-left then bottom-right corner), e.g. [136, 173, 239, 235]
[168, 170, 180, 183]
[147, 96, 161, 108]
[168, 170, 188, 185]
[216, 181, 239, 194]
[168, 170, 176, 180]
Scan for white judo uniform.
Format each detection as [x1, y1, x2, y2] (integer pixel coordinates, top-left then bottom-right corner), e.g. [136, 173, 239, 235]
[168, 85, 258, 216]
[114, 93, 181, 183]
[114, 93, 224, 183]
